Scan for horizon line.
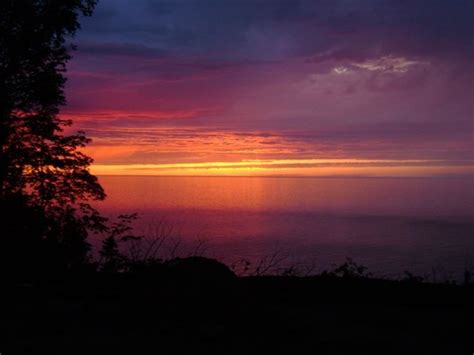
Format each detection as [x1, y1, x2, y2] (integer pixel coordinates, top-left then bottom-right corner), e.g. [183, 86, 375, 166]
[95, 174, 474, 179]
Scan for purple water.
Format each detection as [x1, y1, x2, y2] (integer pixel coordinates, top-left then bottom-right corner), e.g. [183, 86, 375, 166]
[94, 176, 474, 279]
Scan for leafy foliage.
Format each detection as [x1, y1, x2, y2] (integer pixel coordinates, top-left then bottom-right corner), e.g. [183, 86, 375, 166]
[0, 0, 103, 276]
[99, 214, 140, 273]
[329, 258, 372, 279]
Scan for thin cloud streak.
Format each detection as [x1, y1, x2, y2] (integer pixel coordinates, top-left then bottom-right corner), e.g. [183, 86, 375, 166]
[91, 159, 474, 178]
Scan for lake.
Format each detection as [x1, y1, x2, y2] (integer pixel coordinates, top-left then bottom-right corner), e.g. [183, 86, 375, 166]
[95, 176, 474, 279]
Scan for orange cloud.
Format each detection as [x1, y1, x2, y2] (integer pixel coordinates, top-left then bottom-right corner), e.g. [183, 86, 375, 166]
[90, 159, 474, 177]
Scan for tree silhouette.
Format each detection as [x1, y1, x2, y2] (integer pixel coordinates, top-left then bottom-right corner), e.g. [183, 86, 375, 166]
[0, 0, 104, 276]
[100, 235, 124, 273]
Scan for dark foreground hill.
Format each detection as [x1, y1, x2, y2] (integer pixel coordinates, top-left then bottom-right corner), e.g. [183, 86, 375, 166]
[2, 257, 472, 355]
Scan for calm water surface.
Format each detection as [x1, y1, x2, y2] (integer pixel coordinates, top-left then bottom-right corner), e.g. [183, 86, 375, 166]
[95, 176, 474, 278]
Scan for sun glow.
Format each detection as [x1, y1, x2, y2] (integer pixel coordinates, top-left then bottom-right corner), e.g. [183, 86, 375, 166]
[90, 159, 474, 177]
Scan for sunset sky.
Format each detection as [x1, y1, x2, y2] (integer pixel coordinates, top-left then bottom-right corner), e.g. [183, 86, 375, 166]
[64, 0, 473, 176]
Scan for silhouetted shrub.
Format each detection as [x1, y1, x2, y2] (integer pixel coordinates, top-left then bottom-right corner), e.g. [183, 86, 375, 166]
[401, 271, 424, 284]
[165, 257, 236, 283]
[327, 258, 372, 279]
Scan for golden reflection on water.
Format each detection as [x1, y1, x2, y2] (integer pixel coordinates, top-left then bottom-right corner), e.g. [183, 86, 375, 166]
[97, 176, 473, 217]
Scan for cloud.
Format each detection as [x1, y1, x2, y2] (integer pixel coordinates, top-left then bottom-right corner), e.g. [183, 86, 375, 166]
[90, 159, 474, 177]
[333, 66, 350, 75]
[62, 0, 474, 172]
[78, 0, 474, 62]
[77, 42, 167, 58]
[351, 56, 428, 73]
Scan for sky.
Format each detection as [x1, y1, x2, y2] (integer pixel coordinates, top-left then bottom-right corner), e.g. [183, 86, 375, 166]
[64, 0, 474, 176]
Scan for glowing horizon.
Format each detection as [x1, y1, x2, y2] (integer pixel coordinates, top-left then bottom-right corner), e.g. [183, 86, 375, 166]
[90, 158, 474, 177]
